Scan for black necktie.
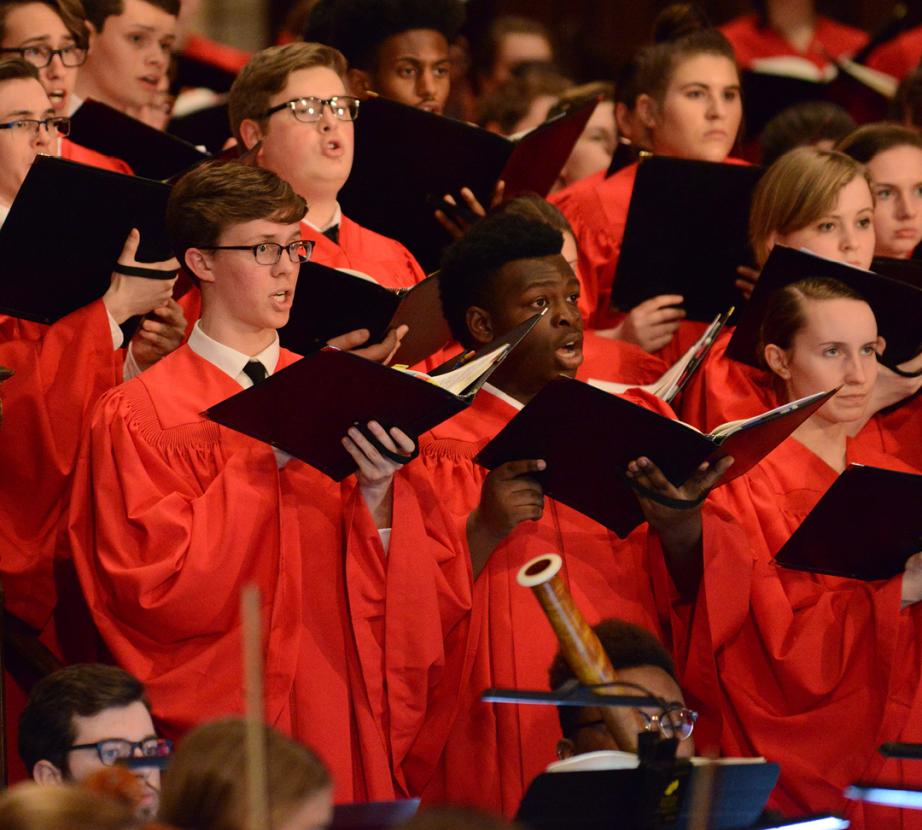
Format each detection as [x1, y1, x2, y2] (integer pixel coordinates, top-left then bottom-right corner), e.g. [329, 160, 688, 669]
[242, 360, 268, 386]
[323, 224, 340, 246]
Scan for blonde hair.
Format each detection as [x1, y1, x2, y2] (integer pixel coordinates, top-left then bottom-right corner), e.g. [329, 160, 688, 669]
[0, 783, 137, 830]
[749, 146, 870, 266]
[158, 718, 330, 830]
[228, 42, 348, 144]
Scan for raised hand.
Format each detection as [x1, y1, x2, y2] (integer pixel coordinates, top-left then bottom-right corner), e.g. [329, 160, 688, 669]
[614, 294, 685, 353]
[129, 299, 187, 370]
[902, 551, 922, 607]
[434, 180, 506, 240]
[626, 454, 734, 598]
[327, 324, 409, 365]
[103, 229, 179, 324]
[467, 459, 546, 577]
[343, 420, 416, 528]
[735, 265, 760, 300]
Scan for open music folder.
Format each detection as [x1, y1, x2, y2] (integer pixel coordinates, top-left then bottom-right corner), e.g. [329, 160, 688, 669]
[726, 246, 922, 370]
[610, 157, 764, 322]
[476, 378, 834, 538]
[280, 263, 450, 367]
[204, 313, 543, 481]
[0, 156, 172, 325]
[774, 464, 922, 581]
[69, 98, 210, 180]
[338, 96, 596, 270]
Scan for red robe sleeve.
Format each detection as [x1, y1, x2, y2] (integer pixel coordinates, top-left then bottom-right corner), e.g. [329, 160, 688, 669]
[866, 26, 922, 79]
[0, 301, 120, 628]
[653, 438, 922, 827]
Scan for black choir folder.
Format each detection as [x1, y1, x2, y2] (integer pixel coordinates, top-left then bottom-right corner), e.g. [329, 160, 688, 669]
[0, 156, 172, 324]
[331, 799, 419, 829]
[774, 465, 922, 581]
[280, 264, 450, 366]
[727, 246, 922, 370]
[610, 157, 764, 322]
[517, 762, 780, 829]
[69, 98, 210, 180]
[204, 312, 542, 481]
[475, 378, 834, 538]
[339, 96, 596, 270]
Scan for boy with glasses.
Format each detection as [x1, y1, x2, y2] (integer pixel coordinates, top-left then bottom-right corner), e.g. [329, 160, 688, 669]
[0, 60, 181, 634]
[310, 0, 464, 117]
[227, 42, 427, 291]
[69, 158, 474, 804]
[19, 663, 167, 819]
[0, 0, 131, 170]
[74, 0, 177, 122]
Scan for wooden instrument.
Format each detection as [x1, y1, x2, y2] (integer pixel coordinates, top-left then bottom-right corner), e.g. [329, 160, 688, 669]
[517, 553, 644, 751]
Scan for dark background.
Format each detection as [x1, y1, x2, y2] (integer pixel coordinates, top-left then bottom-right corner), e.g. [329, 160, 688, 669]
[268, 0, 909, 81]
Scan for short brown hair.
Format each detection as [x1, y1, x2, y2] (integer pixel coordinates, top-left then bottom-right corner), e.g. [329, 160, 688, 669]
[0, 0, 89, 47]
[0, 783, 138, 830]
[166, 160, 307, 266]
[19, 664, 150, 777]
[159, 718, 331, 830]
[837, 121, 922, 164]
[759, 277, 867, 365]
[0, 56, 38, 83]
[748, 146, 870, 266]
[81, 0, 178, 32]
[476, 62, 571, 134]
[228, 42, 347, 145]
[497, 192, 573, 236]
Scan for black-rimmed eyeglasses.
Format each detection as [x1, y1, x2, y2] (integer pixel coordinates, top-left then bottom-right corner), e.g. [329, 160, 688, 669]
[0, 117, 70, 137]
[263, 96, 360, 123]
[0, 45, 87, 68]
[68, 737, 173, 766]
[199, 240, 313, 265]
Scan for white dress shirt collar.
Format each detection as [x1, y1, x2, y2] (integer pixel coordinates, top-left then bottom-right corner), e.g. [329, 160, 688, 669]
[302, 202, 342, 234]
[187, 320, 280, 387]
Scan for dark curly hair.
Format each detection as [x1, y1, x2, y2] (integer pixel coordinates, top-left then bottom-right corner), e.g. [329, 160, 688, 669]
[547, 619, 675, 740]
[438, 212, 562, 348]
[307, 0, 465, 71]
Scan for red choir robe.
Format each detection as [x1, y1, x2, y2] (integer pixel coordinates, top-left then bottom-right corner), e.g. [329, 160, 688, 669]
[182, 32, 251, 75]
[413, 386, 744, 814]
[301, 215, 427, 289]
[0, 302, 121, 629]
[67, 343, 475, 804]
[59, 137, 133, 175]
[719, 14, 868, 71]
[655, 436, 922, 828]
[0, 303, 121, 781]
[867, 26, 922, 80]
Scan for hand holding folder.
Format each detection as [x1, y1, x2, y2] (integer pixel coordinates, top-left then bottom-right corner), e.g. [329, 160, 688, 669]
[610, 157, 764, 322]
[204, 313, 543, 481]
[0, 157, 173, 326]
[476, 379, 835, 537]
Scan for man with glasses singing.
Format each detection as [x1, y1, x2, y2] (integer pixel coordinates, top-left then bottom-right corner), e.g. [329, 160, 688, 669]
[19, 664, 169, 818]
[227, 42, 427, 291]
[546, 618, 697, 765]
[0, 0, 131, 171]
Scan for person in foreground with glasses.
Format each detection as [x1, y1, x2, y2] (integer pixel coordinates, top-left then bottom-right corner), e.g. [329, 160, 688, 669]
[18, 664, 167, 819]
[546, 619, 695, 765]
[69, 158, 471, 805]
[0, 57, 179, 638]
[227, 42, 428, 292]
[0, 0, 133, 172]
